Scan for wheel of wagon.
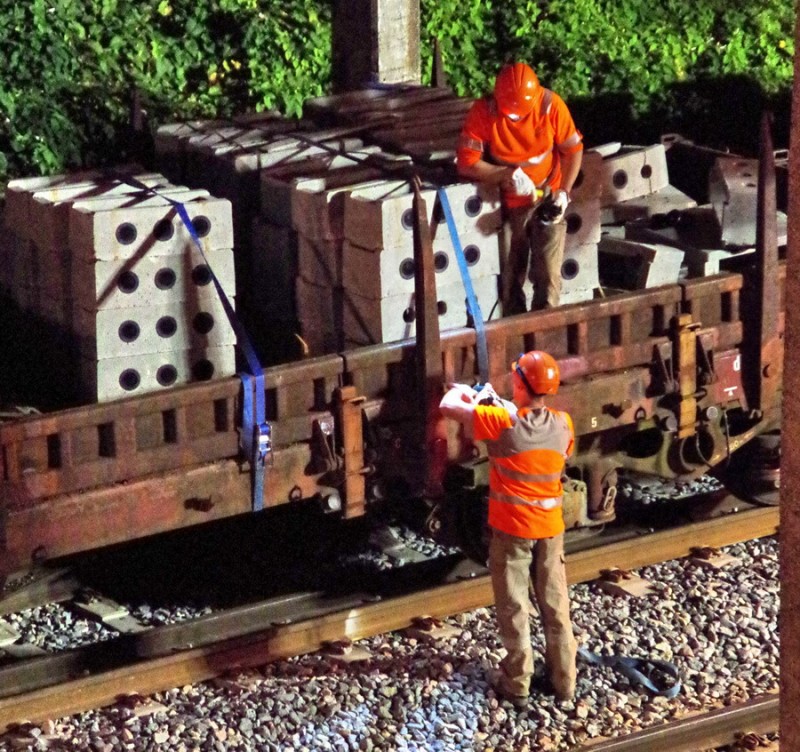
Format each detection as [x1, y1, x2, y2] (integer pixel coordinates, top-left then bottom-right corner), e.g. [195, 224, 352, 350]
[741, 430, 781, 506]
[720, 429, 781, 506]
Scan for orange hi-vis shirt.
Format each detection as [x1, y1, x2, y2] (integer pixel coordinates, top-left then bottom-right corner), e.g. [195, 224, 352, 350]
[457, 89, 583, 209]
[473, 404, 574, 540]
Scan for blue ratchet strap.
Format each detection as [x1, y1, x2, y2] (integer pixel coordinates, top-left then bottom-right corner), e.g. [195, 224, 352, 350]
[578, 647, 682, 699]
[436, 188, 489, 383]
[170, 201, 271, 512]
[114, 173, 271, 512]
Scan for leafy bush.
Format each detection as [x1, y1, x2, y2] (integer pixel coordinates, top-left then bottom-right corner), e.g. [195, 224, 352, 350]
[0, 0, 794, 186]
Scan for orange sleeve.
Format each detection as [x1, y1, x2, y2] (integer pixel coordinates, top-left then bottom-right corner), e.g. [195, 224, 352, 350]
[473, 404, 514, 442]
[456, 99, 491, 170]
[550, 93, 583, 155]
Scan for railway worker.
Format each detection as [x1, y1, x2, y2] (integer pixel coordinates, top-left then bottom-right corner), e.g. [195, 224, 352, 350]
[456, 62, 583, 315]
[439, 350, 577, 707]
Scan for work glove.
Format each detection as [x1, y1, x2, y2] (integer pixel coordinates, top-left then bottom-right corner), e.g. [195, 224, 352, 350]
[551, 188, 570, 222]
[511, 167, 535, 196]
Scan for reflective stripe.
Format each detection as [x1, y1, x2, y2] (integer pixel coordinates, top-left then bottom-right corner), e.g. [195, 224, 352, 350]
[491, 492, 562, 510]
[558, 132, 582, 151]
[459, 135, 483, 152]
[523, 148, 552, 165]
[540, 89, 553, 116]
[493, 464, 562, 484]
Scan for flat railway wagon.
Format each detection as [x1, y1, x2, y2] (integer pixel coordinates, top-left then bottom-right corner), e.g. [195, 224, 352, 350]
[0, 87, 785, 578]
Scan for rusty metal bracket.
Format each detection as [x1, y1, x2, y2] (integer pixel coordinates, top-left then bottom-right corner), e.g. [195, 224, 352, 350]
[335, 386, 367, 519]
[673, 314, 700, 439]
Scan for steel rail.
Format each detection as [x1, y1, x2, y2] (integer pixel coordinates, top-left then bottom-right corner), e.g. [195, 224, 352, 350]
[0, 505, 779, 731]
[571, 693, 779, 751]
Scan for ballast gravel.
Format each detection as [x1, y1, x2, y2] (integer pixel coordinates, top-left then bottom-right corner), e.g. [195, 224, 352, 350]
[0, 536, 779, 752]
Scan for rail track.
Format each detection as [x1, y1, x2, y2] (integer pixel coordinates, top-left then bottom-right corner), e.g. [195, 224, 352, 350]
[0, 502, 779, 750]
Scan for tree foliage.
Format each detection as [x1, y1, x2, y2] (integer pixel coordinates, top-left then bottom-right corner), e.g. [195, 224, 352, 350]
[0, 0, 794, 185]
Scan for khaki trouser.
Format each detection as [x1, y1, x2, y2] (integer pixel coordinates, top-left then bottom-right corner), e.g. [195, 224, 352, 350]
[501, 205, 567, 315]
[489, 527, 577, 698]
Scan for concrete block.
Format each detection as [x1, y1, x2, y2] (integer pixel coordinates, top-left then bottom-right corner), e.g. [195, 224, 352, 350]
[260, 150, 386, 227]
[71, 247, 235, 311]
[29, 174, 174, 252]
[598, 237, 685, 290]
[607, 184, 698, 223]
[68, 192, 231, 261]
[708, 157, 789, 248]
[341, 230, 501, 300]
[560, 243, 600, 304]
[595, 144, 670, 206]
[4, 169, 109, 238]
[74, 294, 236, 360]
[291, 177, 394, 243]
[79, 345, 235, 403]
[342, 273, 499, 346]
[564, 199, 602, 251]
[570, 149, 604, 203]
[344, 181, 502, 252]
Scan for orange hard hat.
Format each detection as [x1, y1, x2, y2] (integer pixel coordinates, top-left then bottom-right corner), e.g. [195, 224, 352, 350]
[513, 350, 560, 395]
[494, 63, 540, 119]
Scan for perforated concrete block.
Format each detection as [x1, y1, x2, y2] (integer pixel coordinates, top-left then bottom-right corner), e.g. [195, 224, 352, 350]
[344, 181, 502, 252]
[563, 199, 602, 252]
[29, 174, 175, 252]
[260, 151, 386, 228]
[291, 177, 394, 243]
[74, 294, 236, 360]
[560, 243, 600, 305]
[4, 169, 108, 238]
[709, 157, 761, 247]
[598, 237, 685, 290]
[570, 150, 604, 204]
[341, 230, 501, 300]
[606, 184, 697, 223]
[79, 345, 235, 403]
[71, 247, 235, 311]
[598, 144, 669, 206]
[68, 192, 231, 261]
[342, 273, 500, 346]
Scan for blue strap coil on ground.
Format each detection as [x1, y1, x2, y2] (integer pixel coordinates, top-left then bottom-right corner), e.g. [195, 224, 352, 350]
[111, 175, 271, 512]
[578, 647, 682, 698]
[436, 187, 490, 384]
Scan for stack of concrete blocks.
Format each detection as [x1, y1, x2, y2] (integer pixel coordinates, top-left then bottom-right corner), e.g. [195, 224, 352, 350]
[709, 156, 788, 249]
[2, 170, 171, 326]
[258, 154, 402, 356]
[340, 180, 503, 346]
[67, 191, 237, 401]
[589, 143, 698, 290]
[553, 150, 605, 305]
[3, 169, 237, 402]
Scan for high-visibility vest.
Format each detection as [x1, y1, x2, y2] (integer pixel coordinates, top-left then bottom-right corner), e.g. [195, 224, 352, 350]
[473, 404, 574, 539]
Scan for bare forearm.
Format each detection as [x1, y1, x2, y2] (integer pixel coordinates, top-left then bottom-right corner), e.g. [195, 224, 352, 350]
[559, 149, 583, 195]
[458, 160, 513, 187]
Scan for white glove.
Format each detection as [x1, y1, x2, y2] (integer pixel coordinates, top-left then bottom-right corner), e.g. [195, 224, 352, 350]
[552, 188, 570, 222]
[511, 167, 535, 196]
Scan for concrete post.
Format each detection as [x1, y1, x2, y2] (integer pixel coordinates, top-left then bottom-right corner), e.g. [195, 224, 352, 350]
[780, 12, 800, 748]
[332, 0, 421, 91]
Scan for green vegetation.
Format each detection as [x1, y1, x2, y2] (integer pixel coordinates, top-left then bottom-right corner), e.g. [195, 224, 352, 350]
[0, 0, 794, 185]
